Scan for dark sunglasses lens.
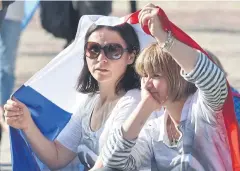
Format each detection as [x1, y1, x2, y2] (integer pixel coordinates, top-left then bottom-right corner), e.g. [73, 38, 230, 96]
[86, 43, 101, 58]
[105, 44, 124, 60]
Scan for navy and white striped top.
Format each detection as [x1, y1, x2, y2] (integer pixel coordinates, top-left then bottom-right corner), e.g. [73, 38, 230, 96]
[101, 51, 231, 171]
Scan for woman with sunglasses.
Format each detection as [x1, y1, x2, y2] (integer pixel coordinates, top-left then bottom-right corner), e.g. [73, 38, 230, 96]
[98, 3, 232, 171]
[3, 22, 142, 170]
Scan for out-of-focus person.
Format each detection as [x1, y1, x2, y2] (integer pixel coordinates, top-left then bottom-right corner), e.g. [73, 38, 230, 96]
[130, 1, 137, 13]
[0, 1, 24, 141]
[40, 1, 112, 49]
[0, 0, 14, 28]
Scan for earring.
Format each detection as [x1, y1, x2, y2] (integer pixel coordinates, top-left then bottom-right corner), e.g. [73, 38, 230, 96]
[129, 54, 135, 60]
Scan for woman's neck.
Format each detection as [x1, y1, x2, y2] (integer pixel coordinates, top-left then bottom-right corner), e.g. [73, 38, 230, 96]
[98, 82, 122, 104]
[165, 98, 187, 125]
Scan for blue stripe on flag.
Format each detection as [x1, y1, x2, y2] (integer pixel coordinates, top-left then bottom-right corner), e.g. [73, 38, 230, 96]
[10, 85, 72, 170]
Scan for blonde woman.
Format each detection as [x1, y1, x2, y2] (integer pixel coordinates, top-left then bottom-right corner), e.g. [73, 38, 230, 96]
[99, 3, 231, 171]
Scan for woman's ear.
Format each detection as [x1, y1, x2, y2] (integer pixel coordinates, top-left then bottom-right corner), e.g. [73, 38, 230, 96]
[127, 50, 137, 65]
[127, 54, 135, 65]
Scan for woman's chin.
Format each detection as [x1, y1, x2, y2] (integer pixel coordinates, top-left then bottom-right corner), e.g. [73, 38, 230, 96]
[151, 94, 168, 106]
[151, 93, 161, 102]
[93, 73, 111, 82]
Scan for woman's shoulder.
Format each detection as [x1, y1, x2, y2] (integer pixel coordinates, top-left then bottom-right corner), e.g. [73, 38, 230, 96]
[73, 93, 98, 113]
[76, 92, 98, 103]
[110, 89, 141, 116]
[119, 88, 141, 103]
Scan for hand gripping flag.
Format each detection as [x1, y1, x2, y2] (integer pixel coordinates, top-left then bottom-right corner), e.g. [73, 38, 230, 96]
[10, 6, 240, 171]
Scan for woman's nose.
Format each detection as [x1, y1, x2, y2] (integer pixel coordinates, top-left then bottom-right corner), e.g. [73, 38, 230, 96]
[97, 50, 108, 62]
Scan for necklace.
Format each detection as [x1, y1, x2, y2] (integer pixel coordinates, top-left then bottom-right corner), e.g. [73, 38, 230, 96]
[169, 119, 179, 146]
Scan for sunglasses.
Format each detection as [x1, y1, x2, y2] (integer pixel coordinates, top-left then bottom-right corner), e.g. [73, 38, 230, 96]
[85, 42, 129, 60]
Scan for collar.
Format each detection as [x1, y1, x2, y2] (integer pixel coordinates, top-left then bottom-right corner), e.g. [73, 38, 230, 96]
[160, 95, 194, 145]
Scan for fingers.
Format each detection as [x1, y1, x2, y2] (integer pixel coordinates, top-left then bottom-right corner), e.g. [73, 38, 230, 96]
[6, 115, 21, 121]
[141, 77, 153, 90]
[141, 78, 148, 90]
[12, 96, 26, 108]
[5, 115, 23, 126]
[4, 99, 22, 114]
[4, 97, 26, 111]
[3, 98, 29, 129]
[4, 99, 24, 117]
[7, 99, 19, 107]
[139, 4, 158, 27]
[139, 8, 152, 27]
[4, 110, 23, 117]
[141, 77, 145, 85]
[141, 3, 156, 12]
[4, 103, 21, 112]
[144, 3, 156, 8]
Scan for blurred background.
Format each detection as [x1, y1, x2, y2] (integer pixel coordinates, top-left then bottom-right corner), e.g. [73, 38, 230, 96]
[0, 1, 239, 170]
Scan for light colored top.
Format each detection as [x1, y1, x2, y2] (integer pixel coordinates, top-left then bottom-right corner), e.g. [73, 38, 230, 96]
[56, 89, 141, 169]
[5, 1, 24, 21]
[101, 51, 231, 171]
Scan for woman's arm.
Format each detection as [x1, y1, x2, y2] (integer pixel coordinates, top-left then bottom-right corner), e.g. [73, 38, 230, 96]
[143, 4, 227, 112]
[4, 98, 82, 169]
[23, 104, 86, 169]
[100, 99, 156, 171]
[23, 120, 76, 169]
[156, 31, 228, 111]
[181, 52, 227, 112]
[122, 99, 157, 140]
[94, 90, 157, 171]
[90, 157, 103, 170]
[101, 126, 153, 171]
[155, 29, 199, 74]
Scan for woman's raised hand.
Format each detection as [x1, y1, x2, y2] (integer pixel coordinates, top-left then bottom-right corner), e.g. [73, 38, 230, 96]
[138, 3, 164, 40]
[4, 97, 33, 131]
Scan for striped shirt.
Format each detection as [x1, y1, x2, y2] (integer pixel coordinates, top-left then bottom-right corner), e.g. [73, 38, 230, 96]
[101, 52, 231, 171]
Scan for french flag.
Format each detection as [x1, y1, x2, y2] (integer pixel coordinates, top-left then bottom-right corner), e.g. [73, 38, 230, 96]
[10, 7, 240, 171]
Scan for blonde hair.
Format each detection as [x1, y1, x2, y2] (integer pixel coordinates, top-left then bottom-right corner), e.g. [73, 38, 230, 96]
[135, 43, 197, 102]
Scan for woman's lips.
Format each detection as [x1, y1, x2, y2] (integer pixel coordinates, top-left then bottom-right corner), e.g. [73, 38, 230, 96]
[95, 68, 109, 72]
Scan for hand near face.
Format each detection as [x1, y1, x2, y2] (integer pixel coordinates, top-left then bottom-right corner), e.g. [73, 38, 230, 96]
[141, 78, 162, 111]
[138, 3, 164, 40]
[4, 97, 33, 131]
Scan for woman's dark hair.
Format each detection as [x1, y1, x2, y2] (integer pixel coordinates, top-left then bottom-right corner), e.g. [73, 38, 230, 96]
[76, 23, 141, 94]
